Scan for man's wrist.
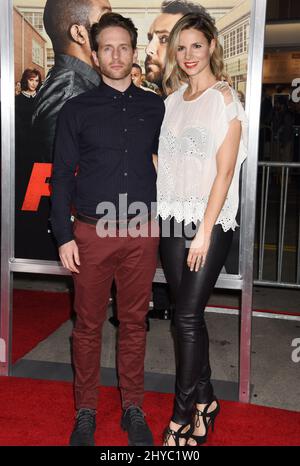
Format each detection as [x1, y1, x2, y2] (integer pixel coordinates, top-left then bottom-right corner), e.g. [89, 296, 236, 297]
[57, 234, 74, 248]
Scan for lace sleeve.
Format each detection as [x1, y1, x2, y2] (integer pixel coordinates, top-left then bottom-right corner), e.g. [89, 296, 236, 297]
[214, 83, 248, 164]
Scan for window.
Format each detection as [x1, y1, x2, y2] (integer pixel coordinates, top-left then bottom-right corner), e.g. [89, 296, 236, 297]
[223, 22, 249, 59]
[238, 24, 248, 55]
[32, 39, 44, 67]
[231, 74, 246, 91]
[236, 26, 244, 55]
[23, 11, 44, 33]
[223, 30, 236, 59]
[244, 24, 249, 54]
[224, 34, 230, 59]
[229, 30, 236, 57]
[47, 49, 55, 68]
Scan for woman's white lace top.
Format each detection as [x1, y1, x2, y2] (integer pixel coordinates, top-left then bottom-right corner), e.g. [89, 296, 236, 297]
[157, 81, 248, 231]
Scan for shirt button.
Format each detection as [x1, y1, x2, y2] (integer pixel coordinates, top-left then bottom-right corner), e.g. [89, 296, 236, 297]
[124, 172, 128, 176]
[129, 95, 132, 98]
[123, 108, 126, 112]
[124, 128, 128, 132]
[125, 149, 128, 153]
[113, 96, 117, 99]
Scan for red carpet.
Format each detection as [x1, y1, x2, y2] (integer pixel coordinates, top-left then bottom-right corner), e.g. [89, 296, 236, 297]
[13, 290, 73, 363]
[0, 377, 299, 446]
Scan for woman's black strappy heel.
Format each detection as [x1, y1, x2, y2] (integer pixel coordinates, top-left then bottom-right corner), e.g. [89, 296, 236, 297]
[189, 397, 220, 445]
[163, 423, 193, 446]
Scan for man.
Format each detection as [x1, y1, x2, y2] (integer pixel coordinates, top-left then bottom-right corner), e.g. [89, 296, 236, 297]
[16, 0, 112, 261]
[131, 63, 156, 93]
[131, 63, 145, 88]
[15, 0, 111, 260]
[145, 0, 210, 91]
[51, 13, 165, 447]
[32, 0, 112, 163]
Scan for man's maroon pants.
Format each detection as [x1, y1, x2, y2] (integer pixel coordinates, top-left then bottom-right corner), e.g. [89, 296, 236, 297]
[72, 218, 159, 410]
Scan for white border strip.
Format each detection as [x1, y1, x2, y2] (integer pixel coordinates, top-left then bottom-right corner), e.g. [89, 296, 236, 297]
[148, 302, 300, 322]
[206, 306, 300, 322]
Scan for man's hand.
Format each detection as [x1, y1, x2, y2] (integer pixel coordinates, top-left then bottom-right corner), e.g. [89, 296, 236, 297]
[59, 240, 80, 273]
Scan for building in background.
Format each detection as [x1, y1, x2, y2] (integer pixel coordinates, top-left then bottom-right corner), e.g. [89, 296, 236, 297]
[14, 1, 52, 74]
[14, 5, 47, 82]
[216, 0, 250, 93]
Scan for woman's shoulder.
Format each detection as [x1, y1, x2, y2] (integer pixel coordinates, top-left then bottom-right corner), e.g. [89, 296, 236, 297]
[212, 82, 247, 123]
[211, 81, 238, 106]
[165, 84, 187, 104]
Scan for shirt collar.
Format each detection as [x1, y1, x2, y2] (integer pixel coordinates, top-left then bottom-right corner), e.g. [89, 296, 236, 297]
[98, 80, 137, 99]
[55, 54, 100, 87]
[21, 90, 36, 98]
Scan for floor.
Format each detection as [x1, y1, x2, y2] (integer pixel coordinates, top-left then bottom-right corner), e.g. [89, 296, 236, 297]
[12, 274, 300, 413]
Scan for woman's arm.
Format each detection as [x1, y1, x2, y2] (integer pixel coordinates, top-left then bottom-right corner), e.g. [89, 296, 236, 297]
[188, 117, 242, 272]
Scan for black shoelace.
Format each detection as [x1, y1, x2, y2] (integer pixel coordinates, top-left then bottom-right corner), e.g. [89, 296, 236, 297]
[125, 407, 146, 430]
[75, 409, 96, 434]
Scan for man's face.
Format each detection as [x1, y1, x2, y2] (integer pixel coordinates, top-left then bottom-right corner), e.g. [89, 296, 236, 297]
[85, 0, 112, 51]
[145, 13, 183, 87]
[88, 0, 112, 26]
[92, 26, 137, 82]
[131, 67, 142, 87]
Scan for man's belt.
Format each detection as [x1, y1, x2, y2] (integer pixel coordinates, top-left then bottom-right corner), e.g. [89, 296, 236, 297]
[75, 212, 153, 226]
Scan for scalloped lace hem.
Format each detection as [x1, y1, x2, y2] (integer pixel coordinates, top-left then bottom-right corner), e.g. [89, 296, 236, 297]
[156, 203, 238, 232]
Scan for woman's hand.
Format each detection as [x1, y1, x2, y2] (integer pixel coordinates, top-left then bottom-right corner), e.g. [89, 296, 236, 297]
[187, 223, 211, 272]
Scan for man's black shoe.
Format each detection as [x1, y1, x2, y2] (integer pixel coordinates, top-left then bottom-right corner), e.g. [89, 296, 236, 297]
[69, 408, 96, 446]
[121, 406, 153, 446]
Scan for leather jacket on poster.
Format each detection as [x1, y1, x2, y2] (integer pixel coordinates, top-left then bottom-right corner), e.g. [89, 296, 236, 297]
[32, 54, 101, 163]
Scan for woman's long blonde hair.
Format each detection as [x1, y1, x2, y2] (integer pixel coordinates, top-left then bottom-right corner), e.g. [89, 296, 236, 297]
[163, 13, 231, 96]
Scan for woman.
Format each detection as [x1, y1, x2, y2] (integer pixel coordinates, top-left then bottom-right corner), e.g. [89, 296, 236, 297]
[15, 68, 42, 137]
[15, 81, 21, 96]
[15, 68, 42, 246]
[156, 12, 247, 446]
[15, 68, 42, 164]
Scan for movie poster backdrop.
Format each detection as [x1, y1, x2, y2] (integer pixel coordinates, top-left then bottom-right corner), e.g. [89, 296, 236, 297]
[14, 0, 250, 274]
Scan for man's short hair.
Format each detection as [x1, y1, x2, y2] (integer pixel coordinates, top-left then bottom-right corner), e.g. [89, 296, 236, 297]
[91, 12, 138, 52]
[161, 0, 213, 20]
[44, 0, 94, 53]
[132, 63, 142, 74]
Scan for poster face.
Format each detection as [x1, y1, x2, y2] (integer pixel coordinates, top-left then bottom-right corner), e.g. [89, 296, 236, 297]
[14, 0, 250, 273]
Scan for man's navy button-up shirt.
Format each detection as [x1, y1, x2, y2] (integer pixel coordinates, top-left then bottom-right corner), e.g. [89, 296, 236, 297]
[51, 81, 165, 247]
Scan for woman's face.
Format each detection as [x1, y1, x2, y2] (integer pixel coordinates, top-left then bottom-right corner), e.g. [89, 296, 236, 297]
[27, 75, 40, 92]
[176, 28, 215, 78]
